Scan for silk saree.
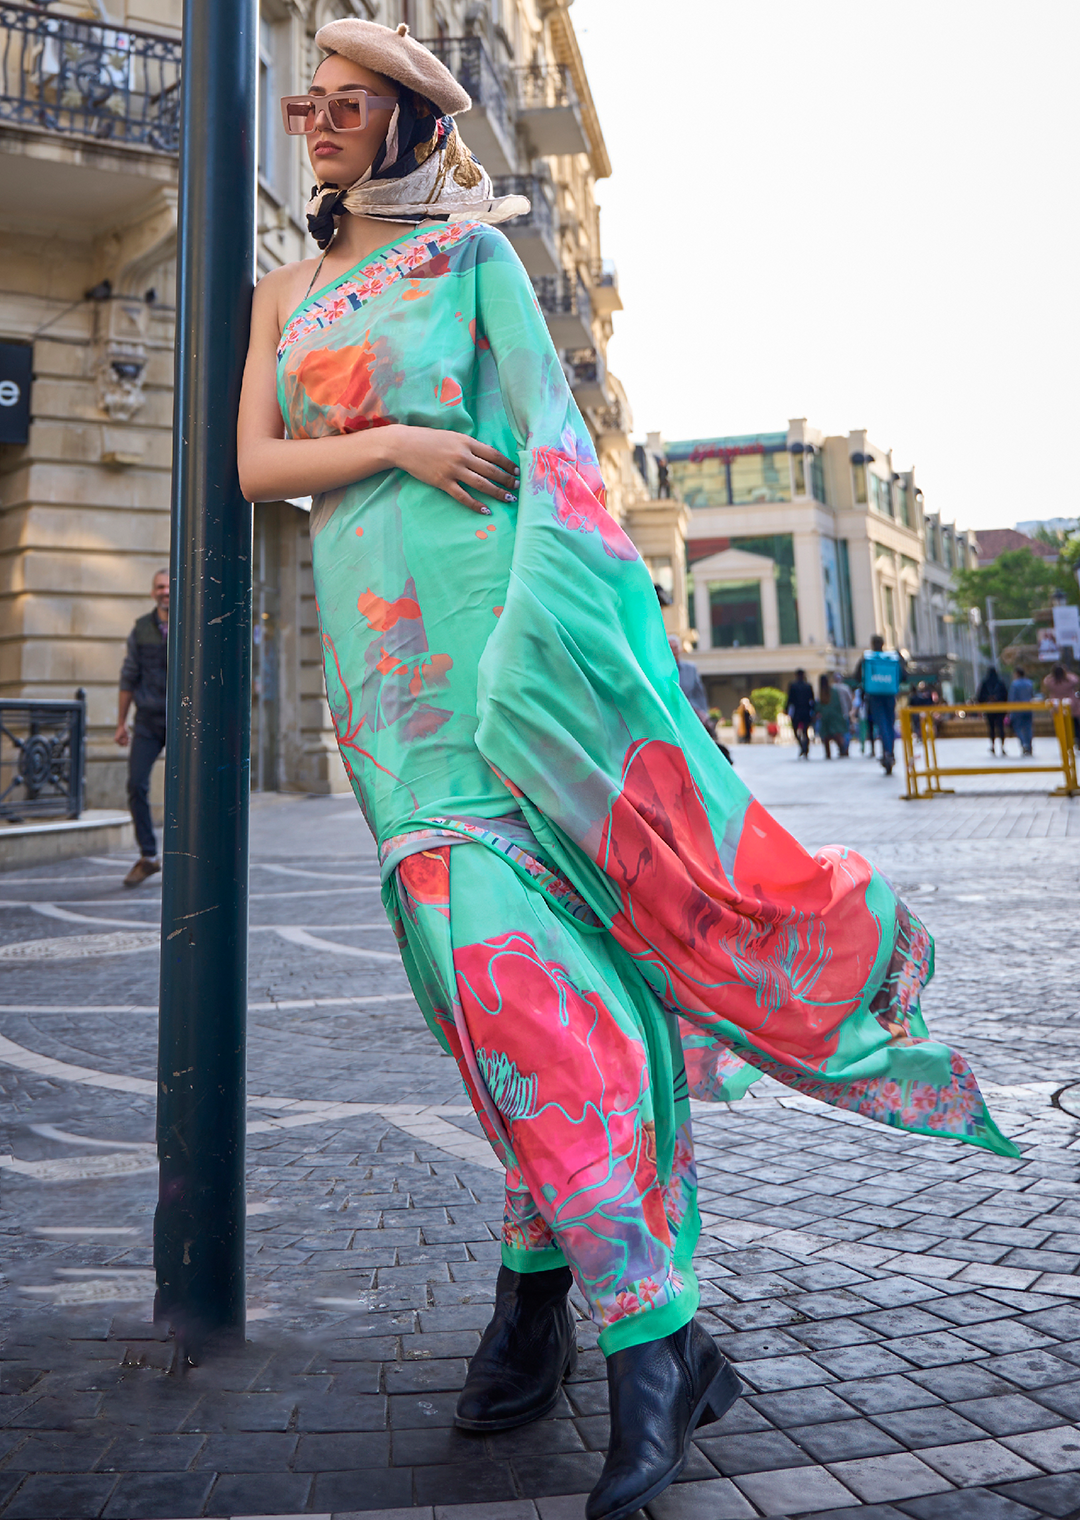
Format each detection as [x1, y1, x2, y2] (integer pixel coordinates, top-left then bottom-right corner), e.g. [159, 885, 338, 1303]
[277, 221, 1015, 1351]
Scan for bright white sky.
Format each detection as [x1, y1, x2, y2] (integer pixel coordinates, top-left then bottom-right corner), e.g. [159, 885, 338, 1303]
[571, 0, 1078, 532]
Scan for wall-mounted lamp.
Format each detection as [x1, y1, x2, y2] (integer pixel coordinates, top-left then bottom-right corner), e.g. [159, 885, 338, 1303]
[111, 358, 145, 382]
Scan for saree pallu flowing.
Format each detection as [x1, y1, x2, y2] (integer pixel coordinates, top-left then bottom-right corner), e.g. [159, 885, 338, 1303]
[277, 221, 1016, 1352]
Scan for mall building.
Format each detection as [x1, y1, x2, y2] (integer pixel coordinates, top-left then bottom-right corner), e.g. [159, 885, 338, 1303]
[663, 419, 980, 717]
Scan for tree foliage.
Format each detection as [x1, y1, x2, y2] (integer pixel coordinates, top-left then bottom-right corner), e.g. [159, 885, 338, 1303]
[749, 686, 785, 722]
[953, 548, 1078, 625]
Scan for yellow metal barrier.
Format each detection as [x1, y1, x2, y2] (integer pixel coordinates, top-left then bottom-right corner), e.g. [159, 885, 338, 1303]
[900, 702, 1079, 800]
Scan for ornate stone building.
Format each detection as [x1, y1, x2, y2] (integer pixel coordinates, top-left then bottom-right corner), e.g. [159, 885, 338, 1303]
[0, 0, 686, 809]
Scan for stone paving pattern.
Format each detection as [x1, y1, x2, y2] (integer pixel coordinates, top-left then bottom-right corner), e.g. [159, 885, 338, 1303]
[1, 742, 1079, 1518]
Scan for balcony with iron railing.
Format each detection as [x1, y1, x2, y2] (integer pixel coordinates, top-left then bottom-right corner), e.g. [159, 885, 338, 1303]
[490, 172, 558, 276]
[420, 34, 515, 175]
[532, 270, 593, 350]
[590, 257, 623, 316]
[567, 347, 611, 411]
[0, 3, 181, 153]
[514, 61, 589, 157]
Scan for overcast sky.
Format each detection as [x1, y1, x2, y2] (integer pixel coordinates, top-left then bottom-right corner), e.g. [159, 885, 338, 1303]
[571, 0, 1078, 532]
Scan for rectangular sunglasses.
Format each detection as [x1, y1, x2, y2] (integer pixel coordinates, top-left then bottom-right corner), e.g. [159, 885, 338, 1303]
[280, 91, 398, 135]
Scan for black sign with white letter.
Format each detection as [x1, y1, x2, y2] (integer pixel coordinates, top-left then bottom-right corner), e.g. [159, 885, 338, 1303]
[0, 343, 32, 445]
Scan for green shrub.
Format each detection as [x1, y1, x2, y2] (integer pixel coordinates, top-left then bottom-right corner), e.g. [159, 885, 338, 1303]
[750, 687, 785, 723]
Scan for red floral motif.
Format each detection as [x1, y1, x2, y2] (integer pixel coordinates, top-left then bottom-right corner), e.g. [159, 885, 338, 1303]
[296, 342, 377, 412]
[454, 929, 670, 1247]
[597, 739, 881, 1058]
[532, 446, 638, 562]
[357, 589, 421, 632]
[398, 849, 451, 917]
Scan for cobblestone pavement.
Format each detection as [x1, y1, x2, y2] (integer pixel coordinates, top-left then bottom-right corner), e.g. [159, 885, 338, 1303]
[1, 739, 1079, 1520]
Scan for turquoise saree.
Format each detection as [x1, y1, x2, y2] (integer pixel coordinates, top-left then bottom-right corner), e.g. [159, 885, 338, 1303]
[277, 220, 1015, 1350]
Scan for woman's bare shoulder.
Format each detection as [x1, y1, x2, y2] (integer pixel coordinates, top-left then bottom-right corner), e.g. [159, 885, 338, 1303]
[255, 259, 322, 334]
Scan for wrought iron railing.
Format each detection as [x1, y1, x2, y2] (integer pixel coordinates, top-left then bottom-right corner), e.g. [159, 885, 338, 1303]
[598, 399, 630, 435]
[490, 173, 554, 240]
[0, 4, 181, 152]
[532, 270, 592, 327]
[0, 690, 86, 822]
[514, 61, 578, 112]
[420, 34, 512, 156]
[568, 347, 604, 387]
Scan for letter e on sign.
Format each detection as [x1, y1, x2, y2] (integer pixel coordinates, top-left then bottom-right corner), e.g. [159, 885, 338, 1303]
[0, 343, 32, 445]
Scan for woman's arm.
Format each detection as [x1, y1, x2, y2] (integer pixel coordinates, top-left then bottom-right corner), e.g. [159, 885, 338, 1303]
[237, 269, 518, 511]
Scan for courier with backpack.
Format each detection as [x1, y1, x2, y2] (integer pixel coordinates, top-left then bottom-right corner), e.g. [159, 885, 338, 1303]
[857, 636, 904, 775]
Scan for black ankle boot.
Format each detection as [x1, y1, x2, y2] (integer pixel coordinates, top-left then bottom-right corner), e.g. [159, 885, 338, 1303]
[455, 1264, 577, 1432]
[586, 1319, 741, 1520]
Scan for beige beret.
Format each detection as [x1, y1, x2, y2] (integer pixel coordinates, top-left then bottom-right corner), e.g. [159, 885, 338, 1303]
[314, 19, 471, 117]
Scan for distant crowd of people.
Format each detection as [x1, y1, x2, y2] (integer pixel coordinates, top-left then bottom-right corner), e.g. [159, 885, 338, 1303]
[975, 661, 1080, 757]
[664, 627, 1079, 784]
[784, 635, 904, 774]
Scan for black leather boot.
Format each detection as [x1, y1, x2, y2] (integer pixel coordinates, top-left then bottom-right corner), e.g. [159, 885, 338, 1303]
[586, 1318, 742, 1520]
[455, 1264, 577, 1432]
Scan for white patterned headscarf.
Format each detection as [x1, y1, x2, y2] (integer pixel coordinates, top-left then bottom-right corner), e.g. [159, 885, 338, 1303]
[305, 92, 528, 248]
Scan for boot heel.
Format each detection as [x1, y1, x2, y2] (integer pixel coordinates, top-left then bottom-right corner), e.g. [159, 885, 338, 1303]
[696, 1358, 741, 1429]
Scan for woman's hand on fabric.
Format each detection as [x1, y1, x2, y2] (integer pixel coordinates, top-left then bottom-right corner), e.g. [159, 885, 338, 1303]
[390, 427, 519, 514]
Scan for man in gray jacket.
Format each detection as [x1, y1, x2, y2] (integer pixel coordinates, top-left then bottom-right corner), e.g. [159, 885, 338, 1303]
[116, 568, 168, 886]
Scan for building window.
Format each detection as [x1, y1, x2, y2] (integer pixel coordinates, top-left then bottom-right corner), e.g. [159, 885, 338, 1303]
[258, 17, 276, 188]
[882, 583, 896, 645]
[791, 453, 806, 495]
[907, 593, 919, 648]
[837, 539, 854, 646]
[852, 462, 868, 504]
[810, 452, 826, 504]
[870, 472, 894, 518]
[730, 450, 791, 504]
[709, 580, 763, 648]
[820, 538, 855, 649]
[942, 533, 954, 570]
[729, 533, 800, 644]
[897, 479, 911, 528]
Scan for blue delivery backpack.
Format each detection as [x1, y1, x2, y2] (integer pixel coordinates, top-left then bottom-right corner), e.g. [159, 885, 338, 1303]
[862, 649, 901, 695]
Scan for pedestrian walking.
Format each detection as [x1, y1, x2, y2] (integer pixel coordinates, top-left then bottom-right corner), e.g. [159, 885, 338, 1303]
[667, 635, 731, 761]
[786, 668, 815, 759]
[1042, 663, 1080, 749]
[816, 674, 847, 759]
[1008, 665, 1035, 756]
[851, 687, 870, 754]
[236, 25, 1014, 1516]
[855, 635, 905, 775]
[734, 695, 755, 745]
[976, 665, 1009, 755]
[832, 675, 853, 757]
[115, 567, 168, 887]
[667, 634, 708, 720]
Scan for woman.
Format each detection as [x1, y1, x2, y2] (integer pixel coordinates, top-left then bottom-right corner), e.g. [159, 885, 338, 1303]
[733, 695, 755, 744]
[976, 664, 1009, 755]
[238, 22, 1014, 1519]
[1043, 662, 1080, 749]
[816, 673, 847, 759]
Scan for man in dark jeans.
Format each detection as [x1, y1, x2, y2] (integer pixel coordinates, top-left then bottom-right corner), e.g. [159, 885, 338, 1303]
[854, 635, 907, 776]
[116, 568, 168, 887]
[786, 668, 816, 759]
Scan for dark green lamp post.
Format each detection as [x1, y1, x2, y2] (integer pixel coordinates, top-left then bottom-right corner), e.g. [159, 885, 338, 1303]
[154, 0, 257, 1358]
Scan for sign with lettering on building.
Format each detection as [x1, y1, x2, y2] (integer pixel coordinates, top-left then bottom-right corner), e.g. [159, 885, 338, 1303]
[0, 343, 32, 445]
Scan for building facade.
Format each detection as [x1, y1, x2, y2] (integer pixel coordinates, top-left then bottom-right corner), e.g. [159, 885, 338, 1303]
[664, 418, 976, 715]
[0, 0, 679, 810]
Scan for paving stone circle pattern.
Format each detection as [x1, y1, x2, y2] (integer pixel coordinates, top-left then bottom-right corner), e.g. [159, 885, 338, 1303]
[2, 740, 1080, 1519]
